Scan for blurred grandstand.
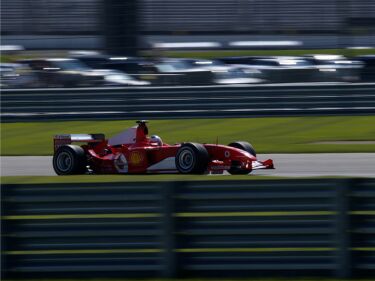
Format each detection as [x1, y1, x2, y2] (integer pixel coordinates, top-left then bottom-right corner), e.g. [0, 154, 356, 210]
[1, 0, 375, 50]
[1, 1, 375, 87]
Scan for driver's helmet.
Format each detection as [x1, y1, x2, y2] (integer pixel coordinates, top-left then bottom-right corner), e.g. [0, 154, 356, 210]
[150, 135, 163, 146]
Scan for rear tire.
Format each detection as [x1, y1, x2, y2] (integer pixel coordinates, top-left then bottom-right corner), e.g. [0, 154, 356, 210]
[175, 143, 209, 174]
[53, 145, 87, 175]
[228, 141, 256, 156]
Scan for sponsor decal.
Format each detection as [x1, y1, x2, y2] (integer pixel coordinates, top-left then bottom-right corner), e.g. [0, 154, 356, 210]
[147, 157, 176, 171]
[211, 165, 231, 170]
[54, 134, 71, 140]
[210, 170, 224, 174]
[224, 151, 231, 158]
[54, 138, 71, 151]
[129, 151, 144, 165]
[114, 153, 128, 173]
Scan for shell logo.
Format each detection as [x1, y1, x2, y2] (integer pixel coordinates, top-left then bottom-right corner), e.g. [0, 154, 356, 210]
[129, 151, 144, 165]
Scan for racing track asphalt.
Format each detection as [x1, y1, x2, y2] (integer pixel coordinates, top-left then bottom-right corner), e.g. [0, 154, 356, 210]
[1, 153, 375, 177]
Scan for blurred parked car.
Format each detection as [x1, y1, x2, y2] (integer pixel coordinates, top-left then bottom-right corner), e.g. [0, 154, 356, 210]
[303, 55, 363, 82]
[19, 58, 148, 87]
[355, 55, 375, 82]
[72, 55, 213, 85]
[218, 56, 319, 83]
[168, 58, 263, 84]
[70, 54, 123, 69]
[153, 58, 219, 85]
[0, 63, 38, 88]
[72, 55, 160, 83]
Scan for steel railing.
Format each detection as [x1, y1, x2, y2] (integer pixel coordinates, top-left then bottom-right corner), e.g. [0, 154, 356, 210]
[2, 178, 375, 279]
[2, 83, 375, 122]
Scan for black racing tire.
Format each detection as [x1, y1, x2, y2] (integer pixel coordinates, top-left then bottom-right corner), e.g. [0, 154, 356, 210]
[53, 145, 87, 175]
[228, 141, 256, 157]
[228, 160, 252, 175]
[175, 143, 209, 174]
[228, 141, 256, 175]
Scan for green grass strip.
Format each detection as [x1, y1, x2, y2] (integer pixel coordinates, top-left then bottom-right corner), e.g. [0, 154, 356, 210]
[3, 48, 375, 63]
[6, 247, 375, 256]
[2, 116, 375, 156]
[5, 249, 162, 255]
[0, 174, 285, 185]
[177, 247, 334, 253]
[1, 277, 374, 281]
[5, 247, 336, 256]
[176, 211, 335, 217]
[2, 211, 334, 221]
[350, 211, 375, 215]
[351, 247, 375, 251]
[2, 213, 160, 220]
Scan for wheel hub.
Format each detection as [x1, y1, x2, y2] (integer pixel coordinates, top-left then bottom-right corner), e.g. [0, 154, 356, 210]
[56, 151, 73, 172]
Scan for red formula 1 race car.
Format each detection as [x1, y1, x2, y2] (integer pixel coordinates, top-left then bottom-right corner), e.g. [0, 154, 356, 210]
[53, 120, 274, 175]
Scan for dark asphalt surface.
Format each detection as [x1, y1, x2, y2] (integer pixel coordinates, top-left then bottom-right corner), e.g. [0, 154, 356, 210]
[1, 153, 374, 177]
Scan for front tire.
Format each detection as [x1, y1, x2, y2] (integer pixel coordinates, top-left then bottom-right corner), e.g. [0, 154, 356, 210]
[53, 145, 87, 175]
[228, 141, 256, 175]
[228, 141, 256, 156]
[175, 143, 209, 174]
[228, 160, 251, 175]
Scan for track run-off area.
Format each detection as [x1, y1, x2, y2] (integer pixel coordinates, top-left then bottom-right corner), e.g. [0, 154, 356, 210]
[2, 153, 375, 177]
[2, 84, 375, 178]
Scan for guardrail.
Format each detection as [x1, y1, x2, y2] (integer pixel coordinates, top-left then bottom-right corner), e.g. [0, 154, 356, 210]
[2, 178, 375, 279]
[2, 83, 375, 122]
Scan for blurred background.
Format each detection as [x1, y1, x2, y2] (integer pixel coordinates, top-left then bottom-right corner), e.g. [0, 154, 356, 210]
[2, 0, 375, 50]
[1, 2, 375, 280]
[1, 0, 375, 88]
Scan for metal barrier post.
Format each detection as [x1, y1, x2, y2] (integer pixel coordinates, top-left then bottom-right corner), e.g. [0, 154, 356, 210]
[334, 179, 352, 278]
[160, 182, 178, 278]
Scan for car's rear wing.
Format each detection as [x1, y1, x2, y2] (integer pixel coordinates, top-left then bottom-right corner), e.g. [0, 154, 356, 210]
[54, 134, 105, 152]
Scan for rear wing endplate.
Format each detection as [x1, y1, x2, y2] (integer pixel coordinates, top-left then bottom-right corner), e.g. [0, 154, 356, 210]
[54, 134, 105, 152]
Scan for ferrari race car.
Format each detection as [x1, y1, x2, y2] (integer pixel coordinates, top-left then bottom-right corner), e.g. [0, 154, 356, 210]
[53, 121, 274, 175]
